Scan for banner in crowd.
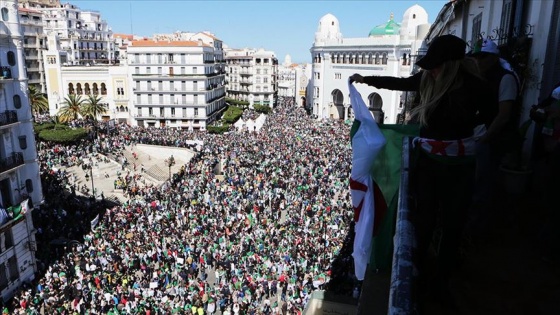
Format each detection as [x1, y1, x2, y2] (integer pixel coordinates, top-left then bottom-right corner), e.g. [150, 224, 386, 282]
[90, 214, 100, 228]
[348, 82, 387, 281]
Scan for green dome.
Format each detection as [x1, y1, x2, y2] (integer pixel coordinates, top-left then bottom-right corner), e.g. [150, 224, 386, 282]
[368, 14, 400, 36]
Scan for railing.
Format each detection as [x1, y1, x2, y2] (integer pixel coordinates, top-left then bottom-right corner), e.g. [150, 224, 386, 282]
[0, 152, 24, 174]
[388, 137, 415, 314]
[0, 111, 18, 127]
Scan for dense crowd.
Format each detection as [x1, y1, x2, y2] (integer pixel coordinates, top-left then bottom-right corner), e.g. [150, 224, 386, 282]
[9, 100, 356, 314]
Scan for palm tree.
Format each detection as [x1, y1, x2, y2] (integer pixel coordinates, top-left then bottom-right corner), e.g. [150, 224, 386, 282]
[83, 94, 107, 139]
[58, 94, 86, 123]
[28, 86, 49, 118]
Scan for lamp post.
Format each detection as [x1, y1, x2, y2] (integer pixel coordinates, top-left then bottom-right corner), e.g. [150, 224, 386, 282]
[165, 155, 175, 181]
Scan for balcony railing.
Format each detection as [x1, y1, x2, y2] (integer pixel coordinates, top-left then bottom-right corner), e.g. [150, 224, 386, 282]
[0, 111, 18, 127]
[0, 152, 24, 174]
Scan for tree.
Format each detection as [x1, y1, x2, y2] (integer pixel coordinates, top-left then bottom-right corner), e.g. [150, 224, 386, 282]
[58, 94, 86, 123]
[28, 86, 49, 118]
[82, 94, 108, 139]
[82, 94, 108, 120]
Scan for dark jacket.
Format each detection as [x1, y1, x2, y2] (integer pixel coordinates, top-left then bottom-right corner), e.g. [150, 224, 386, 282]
[363, 70, 492, 140]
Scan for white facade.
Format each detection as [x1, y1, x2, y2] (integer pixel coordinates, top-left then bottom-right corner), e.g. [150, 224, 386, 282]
[127, 38, 226, 129]
[278, 55, 296, 98]
[18, 7, 47, 92]
[0, 0, 44, 300]
[309, 5, 430, 122]
[40, 2, 114, 66]
[225, 47, 278, 108]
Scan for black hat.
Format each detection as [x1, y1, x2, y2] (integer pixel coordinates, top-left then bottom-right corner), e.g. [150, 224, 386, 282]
[415, 35, 466, 70]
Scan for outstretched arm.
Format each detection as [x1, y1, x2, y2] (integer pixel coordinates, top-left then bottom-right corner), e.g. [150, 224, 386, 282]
[349, 71, 423, 92]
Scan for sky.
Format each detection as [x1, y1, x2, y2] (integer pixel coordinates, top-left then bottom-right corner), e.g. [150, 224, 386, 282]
[71, 0, 447, 64]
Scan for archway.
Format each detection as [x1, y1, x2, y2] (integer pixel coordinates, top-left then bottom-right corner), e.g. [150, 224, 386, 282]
[368, 92, 384, 124]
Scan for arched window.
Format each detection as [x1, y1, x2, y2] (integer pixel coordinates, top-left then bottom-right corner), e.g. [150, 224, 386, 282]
[13, 94, 22, 109]
[93, 83, 99, 95]
[1, 8, 8, 21]
[360, 54, 366, 64]
[85, 83, 91, 95]
[68, 83, 74, 94]
[331, 55, 336, 63]
[331, 89, 344, 106]
[375, 54, 380, 65]
[76, 83, 83, 94]
[101, 83, 107, 95]
[368, 93, 383, 110]
[382, 53, 388, 65]
[7, 51, 16, 66]
[368, 53, 373, 65]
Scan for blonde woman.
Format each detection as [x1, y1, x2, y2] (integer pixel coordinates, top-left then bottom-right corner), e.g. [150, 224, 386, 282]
[350, 35, 493, 310]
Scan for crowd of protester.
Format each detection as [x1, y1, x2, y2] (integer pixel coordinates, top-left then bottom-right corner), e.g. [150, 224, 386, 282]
[7, 99, 356, 314]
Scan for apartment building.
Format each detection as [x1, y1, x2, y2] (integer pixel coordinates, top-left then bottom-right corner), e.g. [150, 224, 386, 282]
[40, 2, 114, 66]
[225, 47, 278, 108]
[18, 7, 47, 92]
[128, 38, 226, 129]
[0, 0, 44, 301]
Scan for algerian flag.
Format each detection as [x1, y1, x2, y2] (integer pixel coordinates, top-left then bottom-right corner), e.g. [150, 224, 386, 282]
[349, 81, 387, 280]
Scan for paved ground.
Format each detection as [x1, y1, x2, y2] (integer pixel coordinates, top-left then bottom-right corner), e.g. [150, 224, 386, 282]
[64, 145, 195, 203]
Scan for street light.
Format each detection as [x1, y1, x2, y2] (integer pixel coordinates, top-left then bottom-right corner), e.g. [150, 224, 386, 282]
[165, 155, 175, 181]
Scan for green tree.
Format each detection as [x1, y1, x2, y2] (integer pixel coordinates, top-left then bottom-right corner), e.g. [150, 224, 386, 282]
[58, 94, 86, 123]
[82, 94, 108, 139]
[28, 86, 49, 118]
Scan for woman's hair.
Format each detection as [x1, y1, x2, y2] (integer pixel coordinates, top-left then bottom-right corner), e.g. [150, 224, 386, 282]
[411, 58, 480, 126]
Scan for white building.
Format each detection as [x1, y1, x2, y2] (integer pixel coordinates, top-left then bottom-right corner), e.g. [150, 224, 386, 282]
[278, 55, 296, 99]
[225, 47, 278, 108]
[40, 2, 114, 66]
[0, 0, 44, 300]
[309, 5, 430, 122]
[18, 7, 47, 92]
[127, 38, 226, 129]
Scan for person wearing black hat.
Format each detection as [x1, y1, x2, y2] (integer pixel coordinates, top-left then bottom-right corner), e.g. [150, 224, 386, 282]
[350, 34, 493, 309]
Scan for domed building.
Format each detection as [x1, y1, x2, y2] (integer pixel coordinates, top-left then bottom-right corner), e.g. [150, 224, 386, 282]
[309, 5, 430, 122]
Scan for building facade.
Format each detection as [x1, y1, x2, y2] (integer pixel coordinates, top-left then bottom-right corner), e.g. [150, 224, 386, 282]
[225, 47, 278, 108]
[127, 39, 226, 129]
[18, 7, 47, 92]
[40, 2, 114, 66]
[0, 0, 44, 301]
[309, 5, 430, 122]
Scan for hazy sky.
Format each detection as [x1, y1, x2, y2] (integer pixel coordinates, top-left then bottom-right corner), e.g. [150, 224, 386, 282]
[72, 0, 446, 63]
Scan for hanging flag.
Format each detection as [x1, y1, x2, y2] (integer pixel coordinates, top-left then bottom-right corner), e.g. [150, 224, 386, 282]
[348, 82, 387, 281]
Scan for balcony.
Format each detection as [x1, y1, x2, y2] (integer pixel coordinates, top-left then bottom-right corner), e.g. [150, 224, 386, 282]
[347, 133, 560, 314]
[0, 111, 18, 128]
[0, 152, 24, 174]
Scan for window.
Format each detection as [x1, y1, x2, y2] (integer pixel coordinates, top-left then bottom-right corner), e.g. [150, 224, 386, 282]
[4, 231, 13, 248]
[19, 136, 27, 150]
[101, 83, 107, 95]
[135, 67, 140, 74]
[157, 67, 162, 75]
[148, 107, 153, 115]
[13, 95, 21, 109]
[25, 179, 33, 193]
[0, 264, 7, 290]
[472, 13, 483, 46]
[193, 67, 197, 74]
[8, 256, 18, 281]
[194, 108, 198, 116]
[146, 67, 151, 74]
[1, 8, 8, 21]
[137, 107, 142, 116]
[7, 51, 16, 66]
[168, 53, 174, 62]
[382, 53, 388, 65]
[499, 0, 514, 45]
[264, 77, 268, 83]
[171, 107, 175, 116]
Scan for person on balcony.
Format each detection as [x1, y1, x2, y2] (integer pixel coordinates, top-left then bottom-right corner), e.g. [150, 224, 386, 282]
[468, 39, 521, 242]
[350, 34, 492, 309]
